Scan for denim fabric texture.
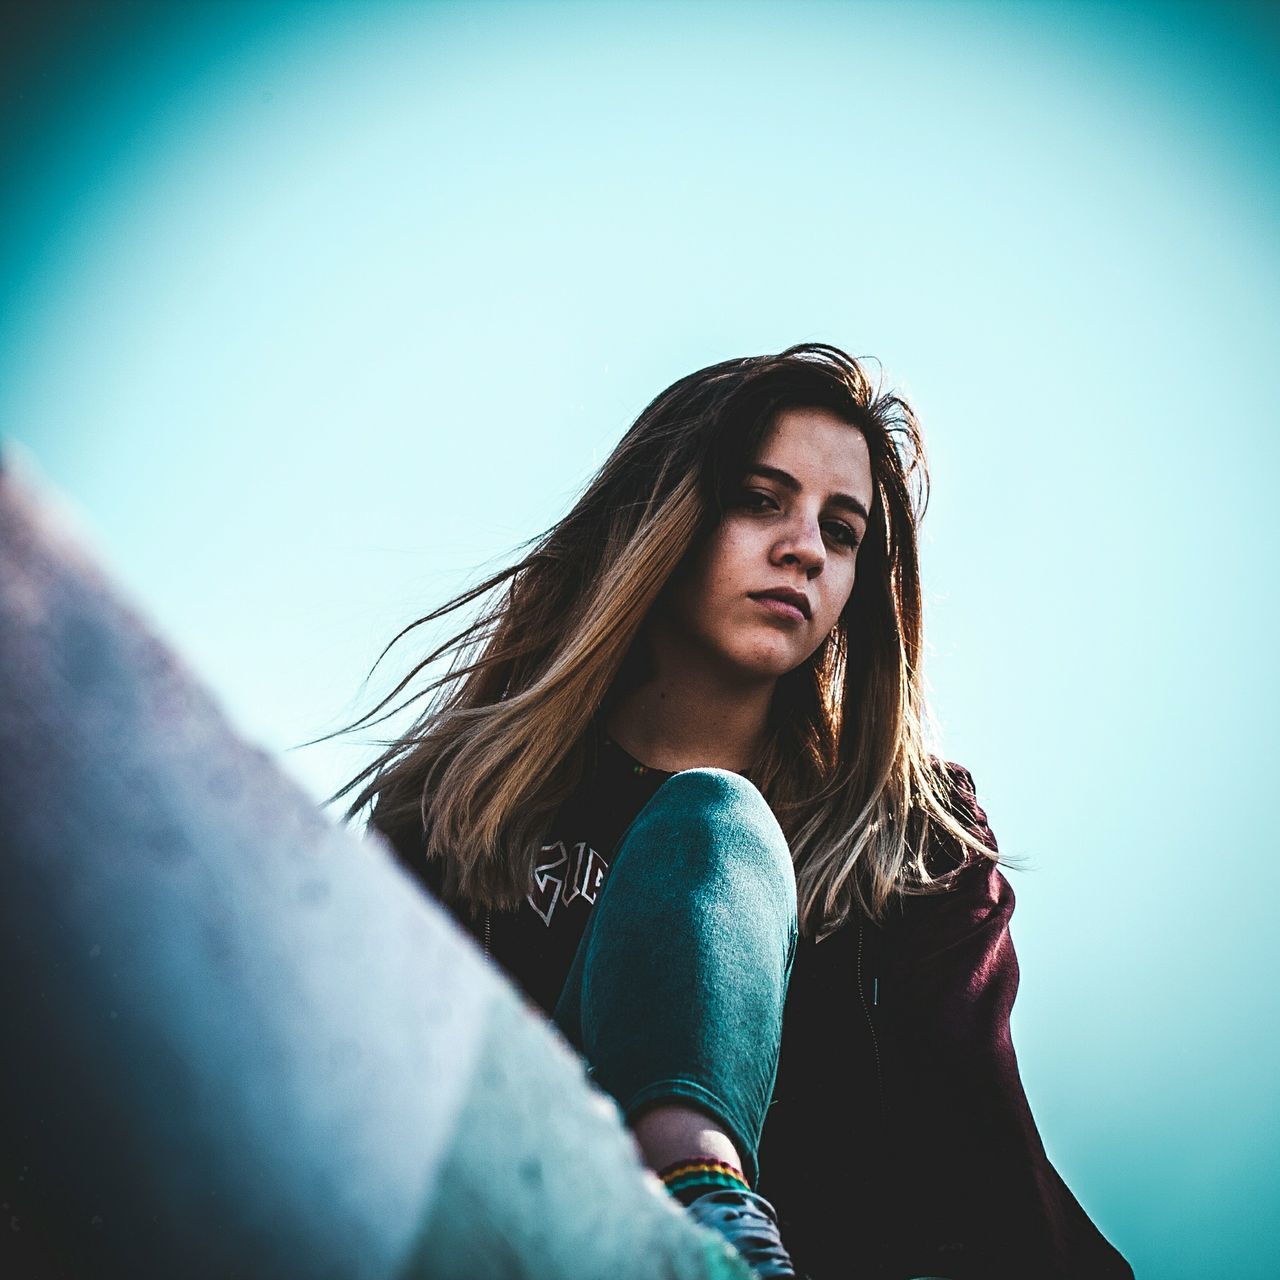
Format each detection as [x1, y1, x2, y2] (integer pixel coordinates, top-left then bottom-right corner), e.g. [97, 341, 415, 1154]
[553, 767, 798, 1187]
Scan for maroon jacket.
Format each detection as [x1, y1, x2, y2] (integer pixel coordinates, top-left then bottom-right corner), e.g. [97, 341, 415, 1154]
[758, 767, 1132, 1279]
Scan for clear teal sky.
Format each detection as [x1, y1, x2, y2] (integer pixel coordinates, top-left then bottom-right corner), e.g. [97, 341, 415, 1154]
[4, 3, 1279, 1274]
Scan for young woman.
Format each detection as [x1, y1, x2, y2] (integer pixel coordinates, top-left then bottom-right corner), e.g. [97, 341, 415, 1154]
[342, 345, 1132, 1279]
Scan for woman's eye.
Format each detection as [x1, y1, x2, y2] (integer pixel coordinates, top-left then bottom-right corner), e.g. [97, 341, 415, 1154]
[823, 521, 861, 550]
[737, 489, 779, 512]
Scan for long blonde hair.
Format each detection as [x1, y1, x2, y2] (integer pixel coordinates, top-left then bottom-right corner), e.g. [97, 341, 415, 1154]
[338, 344, 995, 939]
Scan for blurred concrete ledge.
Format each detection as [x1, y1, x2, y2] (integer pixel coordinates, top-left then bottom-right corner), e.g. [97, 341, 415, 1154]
[0, 453, 748, 1280]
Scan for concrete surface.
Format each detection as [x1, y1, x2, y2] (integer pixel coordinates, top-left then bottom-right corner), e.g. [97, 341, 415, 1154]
[0, 454, 749, 1280]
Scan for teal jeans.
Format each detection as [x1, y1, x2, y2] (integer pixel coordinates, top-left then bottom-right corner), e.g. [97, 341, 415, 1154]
[553, 768, 798, 1187]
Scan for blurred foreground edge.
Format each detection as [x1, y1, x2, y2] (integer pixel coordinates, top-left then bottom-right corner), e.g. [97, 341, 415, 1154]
[0, 455, 748, 1280]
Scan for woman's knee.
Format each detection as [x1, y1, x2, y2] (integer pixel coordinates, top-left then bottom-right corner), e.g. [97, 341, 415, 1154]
[622, 767, 795, 897]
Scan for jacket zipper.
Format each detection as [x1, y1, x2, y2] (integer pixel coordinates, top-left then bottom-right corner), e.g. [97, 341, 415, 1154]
[856, 925, 886, 1115]
[483, 908, 492, 959]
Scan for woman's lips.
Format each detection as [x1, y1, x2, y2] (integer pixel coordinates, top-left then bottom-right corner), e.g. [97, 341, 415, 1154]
[750, 594, 807, 623]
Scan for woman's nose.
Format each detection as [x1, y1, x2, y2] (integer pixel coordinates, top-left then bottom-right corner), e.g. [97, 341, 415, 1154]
[773, 516, 825, 576]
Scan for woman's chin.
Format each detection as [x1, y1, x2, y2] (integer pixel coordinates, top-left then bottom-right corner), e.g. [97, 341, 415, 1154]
[722, 643, 810, 684]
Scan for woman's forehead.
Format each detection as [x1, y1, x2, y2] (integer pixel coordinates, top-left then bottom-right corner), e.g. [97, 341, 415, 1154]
[752, 407, 873, 496]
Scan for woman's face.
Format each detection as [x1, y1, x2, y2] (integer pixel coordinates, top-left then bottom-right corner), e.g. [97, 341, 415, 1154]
[655, 405, 875, 685]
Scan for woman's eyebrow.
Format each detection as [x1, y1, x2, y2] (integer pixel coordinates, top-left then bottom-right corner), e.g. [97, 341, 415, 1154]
[744, 463, 870, 522]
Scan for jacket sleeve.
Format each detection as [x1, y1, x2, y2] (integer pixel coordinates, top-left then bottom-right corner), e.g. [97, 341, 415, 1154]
[880, 766, 1132, 1280]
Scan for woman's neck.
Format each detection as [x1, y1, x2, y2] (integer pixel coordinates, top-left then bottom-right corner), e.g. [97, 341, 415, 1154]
[605, 662, 774, 774]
